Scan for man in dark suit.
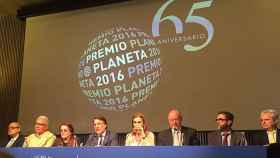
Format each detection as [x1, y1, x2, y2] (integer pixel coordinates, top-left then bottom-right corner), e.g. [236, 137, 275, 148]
[85, 116, 118, 146]
[4, 122, 25, 147]
[250, 109, 280, 145]
[157, 109, 199, 146]
[207, 111, 247, 146]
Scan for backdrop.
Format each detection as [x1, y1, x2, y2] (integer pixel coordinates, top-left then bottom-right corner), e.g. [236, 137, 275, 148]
[19, 0, 280, 134]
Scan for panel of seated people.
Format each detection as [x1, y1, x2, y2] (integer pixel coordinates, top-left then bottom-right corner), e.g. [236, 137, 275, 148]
[74, 130, 266, 146]
[3, 109, 279, 147]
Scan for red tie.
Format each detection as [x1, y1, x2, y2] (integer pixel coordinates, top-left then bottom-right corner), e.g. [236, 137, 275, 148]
[223, 132, 229, 146]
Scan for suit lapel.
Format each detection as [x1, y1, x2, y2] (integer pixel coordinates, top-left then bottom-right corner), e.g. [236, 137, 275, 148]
[263, 130, 269, 145]
[230, 132, 236, 145]
[10, 135, 23, 147]
[214, 131, 222, 145]
[182, 127, 192, 145]
[276, 129, 280, 143]
[103, 132, 109, 145]
[12, 137, 19, 147]
[167, 129, 173, 145]
[92, 134, 99, 146]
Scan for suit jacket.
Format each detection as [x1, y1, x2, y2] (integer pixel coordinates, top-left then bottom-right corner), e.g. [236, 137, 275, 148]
[5, 135, 25, 147]
[250, 129, 280, 145]
[207, 130, 247, 146]
[157, 126, 200, 145]
[85, 130, 118, 146]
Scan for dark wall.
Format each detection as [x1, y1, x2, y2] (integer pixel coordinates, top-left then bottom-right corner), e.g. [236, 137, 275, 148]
[0, 16, 25, 145]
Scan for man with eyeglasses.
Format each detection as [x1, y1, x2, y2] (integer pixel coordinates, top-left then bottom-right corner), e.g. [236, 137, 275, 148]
[23, 115, 56, 147]
[208, 111, 247, 146]
[4, 122, 24, 147]
[157, 109, 200, 146]
[250, 109, 280, 145]
[85, 116, 118, 146]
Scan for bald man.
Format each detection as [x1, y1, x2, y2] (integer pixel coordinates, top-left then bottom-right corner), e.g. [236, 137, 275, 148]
[157, 109, 199, 146]
[23, 115, 56, 147]
[5, 122, 24, 147]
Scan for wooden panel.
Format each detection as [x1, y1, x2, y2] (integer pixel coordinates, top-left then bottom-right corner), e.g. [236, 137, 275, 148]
[0, 15, 25, 146]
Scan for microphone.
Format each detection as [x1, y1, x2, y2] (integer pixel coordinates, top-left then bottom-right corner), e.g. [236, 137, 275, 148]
[173, 127, 180, 132]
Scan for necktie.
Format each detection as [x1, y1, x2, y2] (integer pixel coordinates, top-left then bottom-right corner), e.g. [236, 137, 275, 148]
[223, 132, 229, 146]
[267, 130, 276, 144]
[173, 129, 182, 146]
[98, 136, 103, 146]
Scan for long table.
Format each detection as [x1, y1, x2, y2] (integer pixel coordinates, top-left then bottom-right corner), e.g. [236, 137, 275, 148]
[2, 146, 267, 158]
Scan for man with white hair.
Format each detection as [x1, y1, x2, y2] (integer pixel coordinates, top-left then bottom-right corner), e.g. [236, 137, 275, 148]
[251, 109, 280, 145]
[23, 115, 56, 147]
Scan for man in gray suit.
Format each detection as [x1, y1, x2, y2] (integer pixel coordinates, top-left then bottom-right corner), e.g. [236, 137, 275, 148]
[208, 111, 247, 146]
[85, 116, 118, 146]
[157, 109, 200, 146]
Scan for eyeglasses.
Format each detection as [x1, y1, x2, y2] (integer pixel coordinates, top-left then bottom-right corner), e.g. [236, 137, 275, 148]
[215, 118, 228, 121]
[35, 122, 46, 126]
[133, 121, 143, 124]
[8, 126, 19, 129]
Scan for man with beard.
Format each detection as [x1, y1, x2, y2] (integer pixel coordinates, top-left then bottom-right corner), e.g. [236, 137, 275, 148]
[208, 111, 247, 146]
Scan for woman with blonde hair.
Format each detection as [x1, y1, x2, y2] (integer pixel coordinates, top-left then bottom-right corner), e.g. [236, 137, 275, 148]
[125, 112, 155, 146]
